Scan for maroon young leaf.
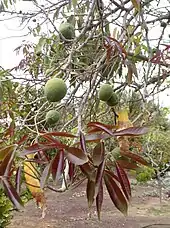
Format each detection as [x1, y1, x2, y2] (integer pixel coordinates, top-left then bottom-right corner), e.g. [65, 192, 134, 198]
[84, 133, 110, 142]
[15, 166, 22, 194]
[121, 151, 148, 166]
[115, 161, 131, 200]
[80, 131, 87, 153]
[86, 178, 95, 208]
[40, 163, 51, 189]
[96, 180, 103, 220]
[0, 145, 16, 176]
[40, 131, 76, 138]
[2, 177, 24, 210]
[68, 161, 75, 182]
[104, 170, 120, 182]
[21, 142, 67, 157]
[116, 160, 138, 170]
[65, 147, 88, 165]
[88, 122, 114, 136]
[80, 162, 94, 179]
[16, 135, 28, 145]
[51, 149, 64, 181]
[88, 124, 116, 133]
[92, 142, 105, 167]
[104, 172, 128, 215]
[113, 126, 148, 136]
[95, 160, 105, 197]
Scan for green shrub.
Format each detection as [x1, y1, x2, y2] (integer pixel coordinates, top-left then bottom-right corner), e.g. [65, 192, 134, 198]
[136, 167, 155, 183]
[0, 189, 12, 227]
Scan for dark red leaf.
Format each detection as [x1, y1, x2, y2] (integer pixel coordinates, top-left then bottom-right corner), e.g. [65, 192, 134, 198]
[84, 133, 109, 142]
[80, 162, 94, 179]
[96, 180, 103, 220]
[86, 178, 95, 208]
[88, 124, 116, 133]
[2, 177, 23, 210]
[104, 170, 120, 182]
[115, 160, 138, 170]
[65, 147, 88, 165]
[92, 142, 105, 166]
[15, 166, 22, 194]
[21, 142, 67, 157]
[113, 127, 148, 136]
[80, 131, 87, 153]
[121, 151, 148, 166]
[115, 161, 131, 200]
[68, 162, 75, 182]
[95, 160, 105, 197]
[16, 135, 28, 145]
[40, 131, 76, 138]
[51, 149, 64, 181]
[40, 163, 51, 189]
[104, 172, 128, 215]
[88, 122, 114, 136]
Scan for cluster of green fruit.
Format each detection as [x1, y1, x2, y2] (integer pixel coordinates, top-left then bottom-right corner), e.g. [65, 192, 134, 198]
[99, 84, 118, 106]
[44, 78, 67, 125]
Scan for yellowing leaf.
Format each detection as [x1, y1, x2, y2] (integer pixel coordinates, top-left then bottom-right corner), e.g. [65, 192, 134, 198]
[24, 154, 46, 216]
[131, 0, 140, 12]
[117, 109, 133, 130]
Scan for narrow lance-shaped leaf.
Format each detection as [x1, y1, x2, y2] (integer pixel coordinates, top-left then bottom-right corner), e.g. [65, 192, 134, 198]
[121, 151, 148, 166]
[95, 160, 105, 197]
[88, 122, 114, 136]
[51, 149, 64, 181]
[113, 127, 148, 136]
[116, 159, 138, 170]
[92, 142, 105, 167]
[115, 162, 131, 200]
[80, 131, 87, 153]
[104, 172, 128, 215]
[96, 180, 103, 221]
[86, 178, 95, 208]
[40, 163, 51, 189]
[15, 166, 22, 195]
[2, 177, 23, 210]
[66, 147, 88, 165]
[79, 162, 94, 179]
[68, 161, 75, 182]
[40, 131, 76, 138]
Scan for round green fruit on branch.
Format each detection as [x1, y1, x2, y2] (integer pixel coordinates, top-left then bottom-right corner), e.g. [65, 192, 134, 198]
[46, 110, 60, 125]
[106, 92, 118, 106]
[99, 84, 113, 101]
[44, 78, 67, 102]
[59, 22, 75, 40]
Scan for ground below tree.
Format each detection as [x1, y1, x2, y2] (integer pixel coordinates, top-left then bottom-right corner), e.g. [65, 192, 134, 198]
[8, 182, 170, 228]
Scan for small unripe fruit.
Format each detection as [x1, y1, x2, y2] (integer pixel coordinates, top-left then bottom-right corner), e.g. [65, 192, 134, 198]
[99, 84, 113, 101]
[59, 22, 75, 39]
[46, 110, 60, 125]
[44, 78, 67, 102]
[106, 92, 118, 106]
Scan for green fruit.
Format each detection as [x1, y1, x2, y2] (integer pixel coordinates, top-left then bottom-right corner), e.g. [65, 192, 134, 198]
[99, 84, 113, 101]
[44, 78, 67, 102]
[46, 110, 60, 125]
[59, 22, 75, 39]
[106, 92, 118, 106]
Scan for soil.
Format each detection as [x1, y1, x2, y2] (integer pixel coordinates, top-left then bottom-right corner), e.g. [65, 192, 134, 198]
[8, 182, 170, 228]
